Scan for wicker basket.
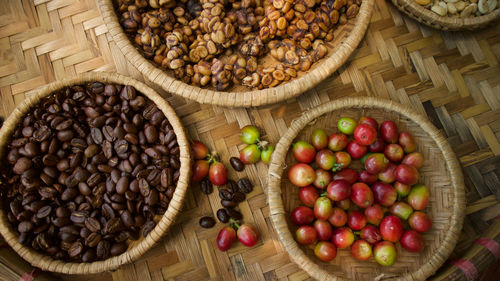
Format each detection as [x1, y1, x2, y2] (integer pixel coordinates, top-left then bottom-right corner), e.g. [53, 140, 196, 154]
[391, 0, 500, 31]
[267, 97, 466, 281]
[98, 0, 375, 107]
[0, 72, 191, 274]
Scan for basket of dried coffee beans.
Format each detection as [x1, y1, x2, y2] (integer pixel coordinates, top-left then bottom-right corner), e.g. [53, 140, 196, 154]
[391, 0, 500, 30]
[0, 72, 191, 274]
[98, 0, 375, 107]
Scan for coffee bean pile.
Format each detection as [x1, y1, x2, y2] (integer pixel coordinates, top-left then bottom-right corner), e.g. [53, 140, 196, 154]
[115, 0, 361, 91]
[0, 82, 180, 262]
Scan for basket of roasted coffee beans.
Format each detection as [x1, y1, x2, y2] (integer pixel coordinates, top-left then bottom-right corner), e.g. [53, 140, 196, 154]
[267, 97, 466, 280]
[391, 0, 500, 30]
[98, 0, 375, 107]
[0, 72, 190, 274]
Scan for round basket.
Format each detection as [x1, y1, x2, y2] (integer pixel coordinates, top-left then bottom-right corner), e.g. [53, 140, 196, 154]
[267, 97, 466, 281]
[98, 0, 375, 107]
[0, 72, 191, 274]
[391, 0, 500, 31]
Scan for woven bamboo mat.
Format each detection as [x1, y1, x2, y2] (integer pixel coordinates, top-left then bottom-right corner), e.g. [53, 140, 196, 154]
[0, 0, 499, 280]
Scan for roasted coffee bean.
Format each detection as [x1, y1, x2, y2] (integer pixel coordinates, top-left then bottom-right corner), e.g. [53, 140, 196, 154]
[221, 200, 236, 208]
[120, 210, 134, 228]
[200, 178, 213, 195]
[70, 211, 87, 224]
[232, 192, 246, 203]
[18, 221, 33, 233]
[225, 208, 243, 220]
[36, 205, 52, 218]
[110, 242, 127, 256]
[116, 176, 129, 194]
[138, 178, 150, 197]
[199, 216, 216, 228]
[141, 220, 155, 237]
[227, 180, 239, 193]
[237, 178, 253, 194]
[105, 218, 121, 233]
[216, 208, 229, 223]
[85, 217, 101, 233]
[82, 248, 96, 262]
[96, 240, 110, 259]
[230, 157, 245, 171]
[68, 241, 83, 258]
[219, 189, 233, 201]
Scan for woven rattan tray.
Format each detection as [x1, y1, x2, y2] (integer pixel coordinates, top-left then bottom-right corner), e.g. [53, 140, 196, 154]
[0, 72, 191, 274]
[391, 0, 500, 31]
[98, 0, 375, 107]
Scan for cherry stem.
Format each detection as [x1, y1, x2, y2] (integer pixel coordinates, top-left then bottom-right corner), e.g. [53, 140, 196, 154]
[320, 192, 327, 197]
[229, 218, 240, 229]
[257, 140, 268, 150]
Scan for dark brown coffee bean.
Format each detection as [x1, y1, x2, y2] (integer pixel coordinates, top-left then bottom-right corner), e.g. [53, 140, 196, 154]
[13, 157, 32, 174]
[230, 157, 245, 171]
[144, 125, 158, 143]
[219, 189, 233, 201]
[227, 180, 239, 193]
[200, 178, 213, 195]
[145, 189, 158, 206]
[96, 240, 110, 259]
[110, 242, 127, 256]
[56, 159, 69, 172]
[82, 248, 96, 262]
[225, 208, 243, 220]
[70, 211, 87, 224]
[141, 220, 155, 237]
[61, 188, 78, 201]
[102, 125, 115, 142]
[221, 200, 236, 208]
[232, 192, 246, 203]
[120, 210, 134, 228]
[85, 217, 101, 233]
[73, 167, 90, 182]
[68, 241, 83, 258]
[57, 130, 74, 142]
[56, 206, 70, 218]
[40, 172, 54, 186]
[84, 144, 99, 158]
[23, 142, 39, 158]
[116, 176, 129, 194]
[217, 209, 229, 223]
[105, 218, 121, 234]
[237, 178, 253, 194]
[60, 225, 80, 235]
[114, 139, 128, 154]
[144, 147, 160, 159]
[102, 203, 115, 220]
[90, 128, 103, 144]
[199, 216, 216, 228]
[36, 205, 52, 219]
[18, 221, 33, 233]
[138, 178, 150, 197]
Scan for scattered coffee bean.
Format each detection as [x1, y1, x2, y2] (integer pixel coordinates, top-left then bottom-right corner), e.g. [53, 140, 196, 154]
[200, 178, 213, 195]
[217, 209, 229, 223]
[237, 178, 253, 194]
[225, 208, 243, 220]
[229, 157, 245, 171]
[199, 216, 216, 228]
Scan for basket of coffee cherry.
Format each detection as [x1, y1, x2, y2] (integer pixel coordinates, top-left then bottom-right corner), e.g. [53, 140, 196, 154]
[267, 97, 465, 281]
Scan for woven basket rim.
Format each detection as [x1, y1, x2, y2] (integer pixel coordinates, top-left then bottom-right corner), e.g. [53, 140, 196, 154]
[266, 97, 466, 281]
[97, 0, 375, 107]
[391, 0, 500, 31]
[0, 72, 191, 274]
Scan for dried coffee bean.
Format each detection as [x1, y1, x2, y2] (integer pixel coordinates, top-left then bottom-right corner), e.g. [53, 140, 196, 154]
[200, 178, 213, 195]
[237, 178, 253, 194]
[68, 241, 83, 258]
[110, 242, 127, 256]
[36, 205, 52, 219]
[217, 209, 229, 223]
[199, 216, 216, 228]
[230, 157, 245, 171]
[96, 240, 110, 259]
[85, 217, 101, 233]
